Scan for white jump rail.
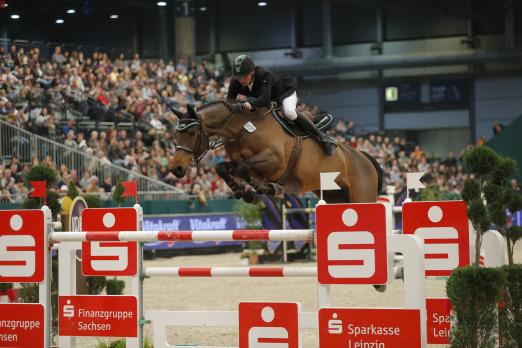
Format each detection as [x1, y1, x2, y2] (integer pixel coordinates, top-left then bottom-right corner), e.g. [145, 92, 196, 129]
[144, 266, 318, 277]
[49, 229, 315, 243]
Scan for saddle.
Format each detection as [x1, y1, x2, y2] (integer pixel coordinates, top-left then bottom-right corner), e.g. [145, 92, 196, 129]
[271, 108, 334, 138]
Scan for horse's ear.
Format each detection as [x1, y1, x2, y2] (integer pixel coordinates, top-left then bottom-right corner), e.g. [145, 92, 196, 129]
[187, 104, 198, 119]
[169, 106, 184, 118]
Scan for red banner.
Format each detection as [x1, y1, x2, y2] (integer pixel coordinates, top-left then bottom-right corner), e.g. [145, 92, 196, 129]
[121, 181, 138, 197]
[82, 208, 138, 276]
[0, 304, 45, 347]
[316, 203, 388, 285]
[239, 302, 300, 348]
[29, 181, 46, 199]
[426, 298, 452, 344]
[319, 307, 421, 347]
[0, 210, 45, 283]
[59, 295, 137, 337]
[403, 201, 469, 276]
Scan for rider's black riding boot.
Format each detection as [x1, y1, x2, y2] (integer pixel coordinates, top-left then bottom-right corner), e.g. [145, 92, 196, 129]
[294, 112, 337, 155]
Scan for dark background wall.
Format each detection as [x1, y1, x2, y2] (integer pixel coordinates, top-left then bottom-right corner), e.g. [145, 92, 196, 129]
[212, 0, 293, 52]
[2, 0, 520, 56]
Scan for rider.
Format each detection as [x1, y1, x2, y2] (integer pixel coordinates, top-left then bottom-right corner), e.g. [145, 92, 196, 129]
[226, 55, 337, 155]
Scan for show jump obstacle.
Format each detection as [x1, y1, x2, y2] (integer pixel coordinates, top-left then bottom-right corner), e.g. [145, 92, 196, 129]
[0, 199, 506, 348]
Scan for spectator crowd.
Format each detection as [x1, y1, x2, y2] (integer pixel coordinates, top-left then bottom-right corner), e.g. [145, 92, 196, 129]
[1, 45, 519, 204]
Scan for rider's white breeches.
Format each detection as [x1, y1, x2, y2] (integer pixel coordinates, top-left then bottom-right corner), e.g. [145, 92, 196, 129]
[282, 91, 298, 121]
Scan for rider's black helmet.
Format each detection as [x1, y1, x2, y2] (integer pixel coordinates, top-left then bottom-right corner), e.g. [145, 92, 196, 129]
[232, 55, 255, 77]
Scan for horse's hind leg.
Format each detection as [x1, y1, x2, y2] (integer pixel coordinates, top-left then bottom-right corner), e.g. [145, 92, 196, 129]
[216, 162, 248, 199]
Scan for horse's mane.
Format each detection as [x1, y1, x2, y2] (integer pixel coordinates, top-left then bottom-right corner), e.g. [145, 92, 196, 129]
[196, 99, 243, 113]
[195, 100, 225, 111]
[177, 101, 230, 122]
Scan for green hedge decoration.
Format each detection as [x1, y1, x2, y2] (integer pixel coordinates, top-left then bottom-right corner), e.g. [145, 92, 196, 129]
[83, 194, 103, 209]
[106, 279, 125, 295]
[86, 276, 107, 295]
[446, 266, 506, 348]
[499, 265, 522, 347]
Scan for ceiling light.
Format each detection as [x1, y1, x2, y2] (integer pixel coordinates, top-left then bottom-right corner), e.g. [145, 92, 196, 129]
[66, 9, 76, 14]
[10, 14, 20, 19]
[3, 3, 8, 7]
[257, 1, 267, 6]
[157, 1, 167, 6]
[199, 6, 207, 11]
[110, 14, 119, 19]
[56, 19, 64, 24]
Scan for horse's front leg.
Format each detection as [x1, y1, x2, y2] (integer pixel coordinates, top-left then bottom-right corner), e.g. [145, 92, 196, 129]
[215, 162, 247, 199]
[237, 151, 284, 197]
[231, 162, 260, 203]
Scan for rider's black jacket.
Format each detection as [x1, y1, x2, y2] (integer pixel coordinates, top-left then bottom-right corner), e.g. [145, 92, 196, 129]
[226, 67, 297, 109]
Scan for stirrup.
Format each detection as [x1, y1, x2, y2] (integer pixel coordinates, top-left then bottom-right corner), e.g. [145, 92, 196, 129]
[322, 135, 336, 145]
[319, 136, 337, 155]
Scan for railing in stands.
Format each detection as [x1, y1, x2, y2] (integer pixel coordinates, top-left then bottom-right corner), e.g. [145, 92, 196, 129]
[0, 120, 182, 194]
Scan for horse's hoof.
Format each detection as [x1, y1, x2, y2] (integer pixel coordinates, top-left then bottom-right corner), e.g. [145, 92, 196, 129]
[234, 191, 243, 199]
[373, 284, 387, 292]
[243, 190, 258, 204]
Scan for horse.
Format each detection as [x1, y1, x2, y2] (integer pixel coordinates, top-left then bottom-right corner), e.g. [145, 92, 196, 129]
[169, 100, 383, 204]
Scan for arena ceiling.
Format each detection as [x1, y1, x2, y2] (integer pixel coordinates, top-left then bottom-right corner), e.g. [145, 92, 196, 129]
[3, 0, 154, 15]
[1, 0, 485, 18]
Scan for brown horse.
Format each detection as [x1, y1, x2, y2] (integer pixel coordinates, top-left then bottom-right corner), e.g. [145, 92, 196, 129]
[169, 100, 383, 204]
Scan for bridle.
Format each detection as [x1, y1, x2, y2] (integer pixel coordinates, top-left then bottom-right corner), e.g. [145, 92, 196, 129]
[174, 114, 210, 167]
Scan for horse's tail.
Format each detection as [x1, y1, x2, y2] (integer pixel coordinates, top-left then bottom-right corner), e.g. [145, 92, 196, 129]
[360, 151, 384, 196]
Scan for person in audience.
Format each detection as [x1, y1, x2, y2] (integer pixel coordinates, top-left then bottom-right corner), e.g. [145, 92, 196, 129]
[492, 121, 504, 135]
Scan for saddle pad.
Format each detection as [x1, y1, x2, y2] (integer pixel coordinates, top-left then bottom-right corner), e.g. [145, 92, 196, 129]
[271, 109, 334, 138]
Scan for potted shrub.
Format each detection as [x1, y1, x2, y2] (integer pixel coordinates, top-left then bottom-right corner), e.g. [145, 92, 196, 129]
[240, 249, 260, 265]
[234, 199, 266, 263]
[461, 146, 498, 265]
[461, 146, 522, 265]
